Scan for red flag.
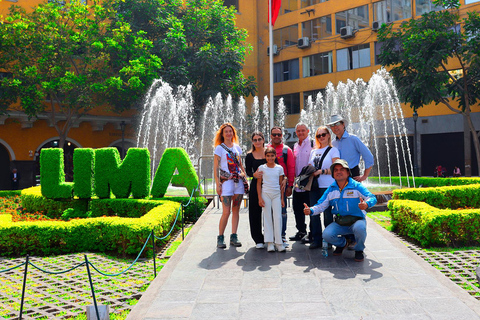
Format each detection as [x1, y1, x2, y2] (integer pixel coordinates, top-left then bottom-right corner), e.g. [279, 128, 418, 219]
[268, 0, 281, 26]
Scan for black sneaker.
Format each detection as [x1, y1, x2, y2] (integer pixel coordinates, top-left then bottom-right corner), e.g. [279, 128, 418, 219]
[289, 232, 306, 241]
[333, 240, 349, 256]
[354, 251, 364, 262]
[309, 242, 321, 250]
[301, 234, 311, 244]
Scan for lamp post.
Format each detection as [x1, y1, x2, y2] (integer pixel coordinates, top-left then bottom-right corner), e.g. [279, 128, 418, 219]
[413, 110, 419, 177]
[120, 121, 126, 159]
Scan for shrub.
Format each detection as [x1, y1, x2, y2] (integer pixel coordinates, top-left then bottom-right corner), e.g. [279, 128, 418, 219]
[22, 186, 75, 219]
[379, 176, 480, 187]
[0, 190, 22, 197]
[73, 148, 95, 198]
[0, 200, 181, 256]
[388, 200, 480, 247]
[393, 184, 480, 209]
[151, 148, 202, 198]
[95, 148, 150, 199]
[40, 148, 74, 199]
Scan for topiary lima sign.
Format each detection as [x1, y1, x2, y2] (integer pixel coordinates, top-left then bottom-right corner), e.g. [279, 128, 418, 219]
[40, 147, 201, 199]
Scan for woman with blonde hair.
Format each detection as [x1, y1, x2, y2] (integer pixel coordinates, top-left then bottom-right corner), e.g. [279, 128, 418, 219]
[307, 126, 340, 249]
[213, 123, 247, 248]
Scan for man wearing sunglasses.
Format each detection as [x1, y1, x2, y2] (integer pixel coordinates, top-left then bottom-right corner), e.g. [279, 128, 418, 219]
[327, 115, 374, 182]
[268, 126, 295, 247]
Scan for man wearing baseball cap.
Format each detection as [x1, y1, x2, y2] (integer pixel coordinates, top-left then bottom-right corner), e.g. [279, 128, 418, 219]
[303, 159, 377, 262]
[327, 115, 374, 182]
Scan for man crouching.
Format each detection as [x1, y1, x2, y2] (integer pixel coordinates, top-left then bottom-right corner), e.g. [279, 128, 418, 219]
[303, 159, 377, 262]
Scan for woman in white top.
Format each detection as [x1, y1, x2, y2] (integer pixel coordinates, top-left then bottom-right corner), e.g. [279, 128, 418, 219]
[307, 126, 340, 249]
[213, 123, 247, 249]
[257, 147, 286, 252]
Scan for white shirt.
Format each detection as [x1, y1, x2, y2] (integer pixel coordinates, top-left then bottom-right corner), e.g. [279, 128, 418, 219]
[308, 146, 340, 188]
[214, 144, 242, 174]
[258, 164, 284, 194]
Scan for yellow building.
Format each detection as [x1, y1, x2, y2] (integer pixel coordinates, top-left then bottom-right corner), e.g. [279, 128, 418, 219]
[232, 0, 480, 176]
[1, 0, 480, 189]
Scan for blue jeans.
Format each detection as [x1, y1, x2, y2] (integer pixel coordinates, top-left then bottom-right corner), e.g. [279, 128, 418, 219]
[322, 219, 367, 251]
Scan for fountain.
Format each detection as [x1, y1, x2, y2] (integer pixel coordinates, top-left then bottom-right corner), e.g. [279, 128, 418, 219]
[137, 68, 414, 190]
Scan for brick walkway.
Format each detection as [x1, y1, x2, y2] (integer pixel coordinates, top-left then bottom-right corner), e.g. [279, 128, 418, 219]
[128, 204, 480, 319]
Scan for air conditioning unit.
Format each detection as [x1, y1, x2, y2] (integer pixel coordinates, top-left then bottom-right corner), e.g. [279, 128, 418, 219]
[372, 20, 383, 31]
[267, 44, 279, 56]
[340, 26, 354, 39]
[297, 37, 310, 49]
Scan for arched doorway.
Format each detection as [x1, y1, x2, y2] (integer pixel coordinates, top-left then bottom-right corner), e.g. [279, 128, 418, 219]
[35, 140, 79, 182]
[109, 139, 136, 159]
[0, 143, 11, 190]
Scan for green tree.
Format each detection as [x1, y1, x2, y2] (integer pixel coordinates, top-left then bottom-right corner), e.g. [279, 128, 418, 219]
[378, 0, 480, 176]
[106, 0, 257, 107]
[0, 0, 162, 147]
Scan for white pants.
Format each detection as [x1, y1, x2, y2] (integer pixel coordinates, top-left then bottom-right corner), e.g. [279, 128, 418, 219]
[262, 191, 282, 245]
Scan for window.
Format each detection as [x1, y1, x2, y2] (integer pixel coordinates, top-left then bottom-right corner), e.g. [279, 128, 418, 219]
[302, 16, 332, 40]
[336, 44, 371, 71]
[303, 89, 326, 106]
[374, 42, 383, 65]
[274, 59, 300, 82]
[48, 0, 66, 5]
[415, 0, 443, 16]
[280, 0, 298, 15]
[301, 0, 327, 8]
[275, 93, 300, 114]
[273, 25, 299, 48]
[465, 0, 480, 3]
[373, 0, 412, 23]
[303, 51, 332, 77]
[335, 5, 369, 34]
[223, 0, 239, 12]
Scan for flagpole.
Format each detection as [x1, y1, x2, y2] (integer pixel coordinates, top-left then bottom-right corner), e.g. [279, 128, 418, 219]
[269, 0, 274, 131]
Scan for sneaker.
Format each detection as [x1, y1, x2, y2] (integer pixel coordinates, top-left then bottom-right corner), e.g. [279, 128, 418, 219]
[217, 235, 226, 248]
[267, 243, 275, 252]
[289, 231, 306, 241]
[230, 233, 242, 247]
[282, 237, 290, 247]
[333, 240, 349, 256]
[309, 242, 321, 250]
[354, 251, 365, 262]
[301, 234, 311, 244]
[276, 244, 286, 252]
[255, 243, 265, 249]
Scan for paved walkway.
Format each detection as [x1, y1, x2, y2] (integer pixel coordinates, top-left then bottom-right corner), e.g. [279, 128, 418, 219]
[128, 204, 480, 319]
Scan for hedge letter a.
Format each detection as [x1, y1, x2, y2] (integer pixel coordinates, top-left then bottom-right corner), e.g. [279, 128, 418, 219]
[151, 148, 201, 198]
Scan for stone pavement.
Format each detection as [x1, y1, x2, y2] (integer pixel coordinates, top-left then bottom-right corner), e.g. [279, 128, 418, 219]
[128, 204, 480, 320]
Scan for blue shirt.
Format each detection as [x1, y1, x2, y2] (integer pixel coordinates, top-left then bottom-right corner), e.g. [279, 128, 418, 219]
[310, 177, 377, 218]
[332, 130, 374, 169]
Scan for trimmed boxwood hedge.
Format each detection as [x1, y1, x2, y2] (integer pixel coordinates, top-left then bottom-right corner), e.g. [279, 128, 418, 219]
[0, 190, 21, 197]
[40, 148, 74, 199]
[379, 176, 480, 187]
[0, 198, 181, 257]
[73, 148, 95, 198]
[388, 199, 480, 247]
[21, 187, 207, 222]
[393, 184, 480, 209]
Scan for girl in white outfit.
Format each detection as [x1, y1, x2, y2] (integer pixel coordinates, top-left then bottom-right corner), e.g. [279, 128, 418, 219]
[257, 147, 286, 252]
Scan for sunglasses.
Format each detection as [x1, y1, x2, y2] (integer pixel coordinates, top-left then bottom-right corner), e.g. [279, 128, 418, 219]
[252, 138, 263, 142]
[329, 122, 343, 127]
[271, 133, 282, 137]
[316, 133, 329, 138]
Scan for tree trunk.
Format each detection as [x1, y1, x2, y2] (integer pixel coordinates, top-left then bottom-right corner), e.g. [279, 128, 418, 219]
[464, 115, 472, 176]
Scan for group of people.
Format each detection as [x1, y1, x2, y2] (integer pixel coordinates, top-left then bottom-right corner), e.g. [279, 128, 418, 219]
[213, 115, 377, 262]
[434, 165, 461, 177]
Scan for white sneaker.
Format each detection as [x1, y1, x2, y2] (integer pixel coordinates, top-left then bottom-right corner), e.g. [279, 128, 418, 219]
[276, 244, 286, 252]
[255, 243, 265, 249]
[267, 243, 275, 252]
[282, 238, 290, 248]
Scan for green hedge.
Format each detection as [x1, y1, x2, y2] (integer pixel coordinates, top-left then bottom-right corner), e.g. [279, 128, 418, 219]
[40, 148, 73, 199]
[393, 184, 480, 209]
[21, 187, 206, 222]
[0, 199, 180, 256]
[95, 148, 150, 199]
[74, 148, 95, 198]
[388, 199, 480, 247]
[0, 190, 21, 197]
[379, 176, 480, 187]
